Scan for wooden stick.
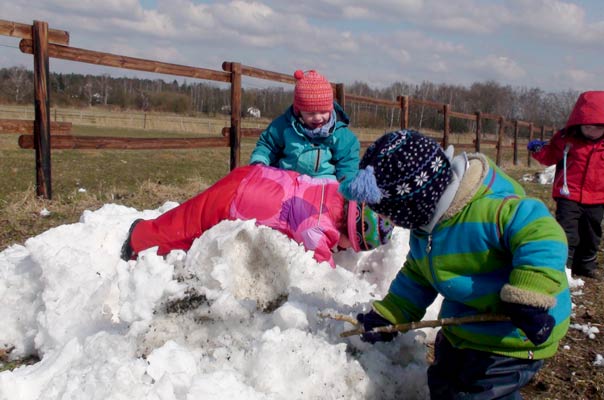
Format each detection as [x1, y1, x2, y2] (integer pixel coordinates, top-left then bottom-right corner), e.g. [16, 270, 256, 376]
[319, 312, 510, 338]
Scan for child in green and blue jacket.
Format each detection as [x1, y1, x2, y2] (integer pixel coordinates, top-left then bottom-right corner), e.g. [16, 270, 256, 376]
[249, 70, 360, 193]
[345, 130, 571, 399]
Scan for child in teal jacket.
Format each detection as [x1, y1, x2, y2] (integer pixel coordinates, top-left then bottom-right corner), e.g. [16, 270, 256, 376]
[346, 130, 570, 399]
[249, 70, 360, 193]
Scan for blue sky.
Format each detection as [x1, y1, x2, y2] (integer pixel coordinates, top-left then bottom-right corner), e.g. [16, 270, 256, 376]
[0, 0, 602, 92]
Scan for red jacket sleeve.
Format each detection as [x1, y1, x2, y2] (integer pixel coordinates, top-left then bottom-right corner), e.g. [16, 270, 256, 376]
[532, 130, 565, 166]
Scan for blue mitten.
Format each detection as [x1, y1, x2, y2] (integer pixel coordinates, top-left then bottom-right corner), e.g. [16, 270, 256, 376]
[527, 139, 547, 153]
[503, 302, 555, 345]
[356, 310, 398, 344]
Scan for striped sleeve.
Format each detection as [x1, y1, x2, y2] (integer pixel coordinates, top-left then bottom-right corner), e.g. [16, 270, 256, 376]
[499, 197, 568, 308]
[372, 259, 438, 324]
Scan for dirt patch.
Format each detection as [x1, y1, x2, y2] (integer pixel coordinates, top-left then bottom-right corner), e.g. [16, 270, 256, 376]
[521, 269, 604, 400]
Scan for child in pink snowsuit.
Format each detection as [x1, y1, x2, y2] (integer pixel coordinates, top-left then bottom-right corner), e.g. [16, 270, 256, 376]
[121, 164, 393, 267]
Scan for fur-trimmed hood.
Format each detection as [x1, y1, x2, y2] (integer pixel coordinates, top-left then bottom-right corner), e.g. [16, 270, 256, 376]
[422, 151, 489, 232]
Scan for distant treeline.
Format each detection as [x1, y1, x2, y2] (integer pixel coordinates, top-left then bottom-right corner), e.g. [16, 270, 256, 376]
[0, 66, 579, 132]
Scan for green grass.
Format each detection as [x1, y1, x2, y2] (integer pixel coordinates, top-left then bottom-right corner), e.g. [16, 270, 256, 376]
[0, 125, 260, 203]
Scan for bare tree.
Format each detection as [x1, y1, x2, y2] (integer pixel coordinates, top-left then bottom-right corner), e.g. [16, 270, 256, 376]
[98, 73, 111, 105]
[82, 76, 95, 107]
[543, 90, 579, 129]
[7, 66, 30, 103]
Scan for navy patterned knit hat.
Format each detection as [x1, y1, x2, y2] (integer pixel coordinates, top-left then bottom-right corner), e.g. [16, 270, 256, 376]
[345, 130, 452, 229]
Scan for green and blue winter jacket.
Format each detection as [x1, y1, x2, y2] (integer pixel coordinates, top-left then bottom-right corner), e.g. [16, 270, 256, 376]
[249, 103, 360, 190]
[373, 153, 571, 360]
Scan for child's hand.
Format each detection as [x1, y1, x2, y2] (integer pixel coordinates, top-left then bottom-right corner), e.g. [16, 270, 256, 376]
[527, 139, 547, 153]
[503, 302, 555, 345]
[356, 310, 398, 343]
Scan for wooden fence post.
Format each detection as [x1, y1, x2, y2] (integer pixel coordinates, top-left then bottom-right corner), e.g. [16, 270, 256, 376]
[335, 83, 345, 109]
[226, 62, 242, 170]
[527, 123, 534, 167]
[513, 120, 519, 165]
[540, 125, 545, 141]
[496, 117, 505, 166]
[442, 104, 450, 148]
[400, 95, 409, 129]
[475, 112, 482, 152]
[33, 20, 52, 199]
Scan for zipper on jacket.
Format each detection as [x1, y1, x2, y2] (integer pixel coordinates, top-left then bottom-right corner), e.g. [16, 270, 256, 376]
[316, 182, 325, 225]
[426, 234, 441, 292]
[314, 149, 321, 172]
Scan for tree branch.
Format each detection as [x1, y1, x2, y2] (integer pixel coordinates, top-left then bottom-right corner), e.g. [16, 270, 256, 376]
[319, 312, 511, 338]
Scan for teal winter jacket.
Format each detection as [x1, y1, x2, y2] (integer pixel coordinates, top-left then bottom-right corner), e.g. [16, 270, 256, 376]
[373, 153, 570, 360]
[249, 103, 360, 189]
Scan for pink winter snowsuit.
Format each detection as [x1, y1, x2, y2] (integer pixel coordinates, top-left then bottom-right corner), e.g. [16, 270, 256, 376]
[129, 165, 345, 267]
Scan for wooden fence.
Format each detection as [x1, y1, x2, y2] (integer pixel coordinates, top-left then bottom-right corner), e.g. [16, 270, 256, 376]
[0, 19, 555, 199]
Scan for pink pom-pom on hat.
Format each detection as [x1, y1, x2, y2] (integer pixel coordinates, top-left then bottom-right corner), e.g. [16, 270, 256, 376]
[293, 70, 334, 113]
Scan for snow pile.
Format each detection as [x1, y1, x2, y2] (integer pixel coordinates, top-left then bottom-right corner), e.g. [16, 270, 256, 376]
[0, 203, 437, 400]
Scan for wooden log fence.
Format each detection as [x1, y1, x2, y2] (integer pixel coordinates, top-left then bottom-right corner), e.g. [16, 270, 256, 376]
[18, 135, 228, 150]
[0, 18, 556, 199]
[0, 19, 69, 45]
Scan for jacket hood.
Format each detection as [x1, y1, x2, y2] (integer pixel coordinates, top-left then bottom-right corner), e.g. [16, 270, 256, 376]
[436, 153, 525, 225]
[566, 91, 604, 128]
[333, 102, 350, 125]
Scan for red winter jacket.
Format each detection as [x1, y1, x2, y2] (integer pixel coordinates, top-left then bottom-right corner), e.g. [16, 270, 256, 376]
[531, 91, 604, 204]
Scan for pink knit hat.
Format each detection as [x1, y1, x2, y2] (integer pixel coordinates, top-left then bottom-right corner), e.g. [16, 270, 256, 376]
[293, 70, 334, 113]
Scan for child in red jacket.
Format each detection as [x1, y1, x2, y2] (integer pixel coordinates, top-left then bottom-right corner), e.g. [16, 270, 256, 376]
[120, 165, 393, 268]
[528, 90, 604, 279]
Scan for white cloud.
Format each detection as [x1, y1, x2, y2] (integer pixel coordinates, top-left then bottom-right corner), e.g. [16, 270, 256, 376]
[504, 0, 604, 46]
[263, 0, 424, 21]
[428, 55, 448, 73]
[473, 55, 526, 81]
[560, 68, 596, 89]
[45, 0, 145, 20]
[213, 1, 276, 33]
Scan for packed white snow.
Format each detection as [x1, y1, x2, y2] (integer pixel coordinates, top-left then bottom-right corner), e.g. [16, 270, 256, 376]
[0, 195, 584, 400]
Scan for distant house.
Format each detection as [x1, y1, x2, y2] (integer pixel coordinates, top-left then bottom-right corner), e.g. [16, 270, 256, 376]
[247, 107, 261, 118]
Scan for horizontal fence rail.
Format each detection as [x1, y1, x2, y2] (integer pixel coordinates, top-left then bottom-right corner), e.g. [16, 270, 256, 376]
[18, 135, 229, 150]
[19, 39, 231, 82]
[0, 18, 555, 199]
[0, 19, 69, 45]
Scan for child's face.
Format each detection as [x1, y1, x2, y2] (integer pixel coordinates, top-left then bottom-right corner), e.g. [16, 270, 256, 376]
[299, 111, 331, 129]
[581, 125, 604, 140]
